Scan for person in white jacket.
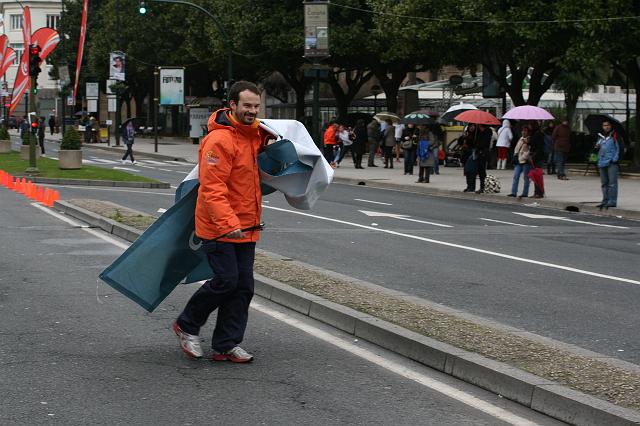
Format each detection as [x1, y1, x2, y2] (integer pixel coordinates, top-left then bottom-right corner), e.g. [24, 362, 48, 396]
[496, 119, 513, 170]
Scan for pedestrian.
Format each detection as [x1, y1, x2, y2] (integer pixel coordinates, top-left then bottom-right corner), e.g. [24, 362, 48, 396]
[528, 121, 546, 198]
[394, 122, 404, 163]
[462, 123, 491, 193]
[488, 125, 498, 169]
[430, 123, 444, 175]
[121, 121, 137, 164]
[37, 117, 45, 155]
[173, 81, 266, 363]
[595, 119, 621, 209]
[323, 120, 338, 167]
[352, 119, 367, 169]
[401, 123, 419, 175]
[48, 115, 55, 135]
[416, 126, 437, 183]
[508, 125, 531, 198]
[382, 119, 396, 168]
[19, 115, 29, 141]
[552, 119, 571, 180]
[335, 124, 353, 167]
[83, 116, 92, 144]
[366, 119, 380, 167]
[543, 121, 556, 175]
[496, 119, 513, 170]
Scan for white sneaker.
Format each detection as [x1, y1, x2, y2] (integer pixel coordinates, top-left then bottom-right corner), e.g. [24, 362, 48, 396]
[172, 321, 203, 358]
[131, 161, 138, 165]
[121, 159, 127, 164]
[212, 346, 254, 363]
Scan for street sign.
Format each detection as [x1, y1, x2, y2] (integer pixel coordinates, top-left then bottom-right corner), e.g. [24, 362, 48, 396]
[304, 1, 329, 58]
[86, 82, 99, 98]
[189, 107, 210, 138]
[87, 98, 97, 113]
[107, 95, 117, 112]
[106, 79, 117, 95]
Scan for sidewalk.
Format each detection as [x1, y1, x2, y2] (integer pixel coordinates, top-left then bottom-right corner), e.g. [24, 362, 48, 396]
[36, 128, 640, 218]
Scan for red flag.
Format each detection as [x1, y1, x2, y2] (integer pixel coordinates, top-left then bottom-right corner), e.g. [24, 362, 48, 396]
[73, 0, 89, 105]
[32, 28, 60, 60]
[10, 7, 31, 114]
[0, 35, 8, 60]
[1, 48, 16, 78]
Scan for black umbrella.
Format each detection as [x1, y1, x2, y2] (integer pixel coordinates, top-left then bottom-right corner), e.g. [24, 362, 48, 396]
[584, 114, 627, 142]
[401, 110, 435, 125]
[74, 110, 88, 116]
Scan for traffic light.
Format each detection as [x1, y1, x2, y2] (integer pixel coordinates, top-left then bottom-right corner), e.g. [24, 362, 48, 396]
[139, 0, 147, 14]
[30, 116, 38, 134]
[28, 44, 42, 77]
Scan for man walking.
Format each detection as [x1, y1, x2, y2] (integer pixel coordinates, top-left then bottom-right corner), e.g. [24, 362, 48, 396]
[595, 119, 621, 209]
[366, 118, 380, 167]
[172, 81, 266, 363]
[552, 119, 571, 180]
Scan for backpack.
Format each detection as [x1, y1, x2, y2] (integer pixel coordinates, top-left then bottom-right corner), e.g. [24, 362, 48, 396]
[417, 140, 430, 161]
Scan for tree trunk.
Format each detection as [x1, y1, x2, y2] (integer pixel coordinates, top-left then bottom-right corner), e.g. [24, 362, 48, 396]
[564, 92, 578, 128]
[372, 69, 406, 113]
[279, 70, 307, 121]
[328, 69, 373, 122]
[636, 89, 640, 167]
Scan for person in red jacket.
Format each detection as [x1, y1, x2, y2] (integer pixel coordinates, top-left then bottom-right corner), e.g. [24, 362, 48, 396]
[172, 81, 268, 363]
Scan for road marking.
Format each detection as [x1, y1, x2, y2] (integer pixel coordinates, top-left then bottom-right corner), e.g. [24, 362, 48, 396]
[264, 205, 640, 286]
[354, 198, 393, 206]
[158, 168, 176, 172]
[137, 159, 166, 165]
[513, 212, 628, 229]
[359, 210, 453, 228]
[251, 302, 539, 426]
[113, 167, 140, 172]
[46, 185, 174, 196]
[165, 160, 194, 166]
[30, 203, 89, 228]
[88, 158, 119, 164]
[480, 218, 538, 228]
[29, 202, 540, 424]
[157, 208, 167, 213]
[81, 159, 97, 164]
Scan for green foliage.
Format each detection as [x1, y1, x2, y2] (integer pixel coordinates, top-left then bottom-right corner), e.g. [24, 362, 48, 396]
[60, 127, 82, 150]
[0, 126, 10, 140]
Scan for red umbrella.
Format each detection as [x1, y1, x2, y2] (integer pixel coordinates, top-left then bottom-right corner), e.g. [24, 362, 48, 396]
[456, 110, 501, 126]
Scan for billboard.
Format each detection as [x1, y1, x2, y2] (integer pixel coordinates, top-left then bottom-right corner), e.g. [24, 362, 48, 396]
[110, 51, 125, 81]
[304, 1, 329, 58]
[160, 67, 184, 105]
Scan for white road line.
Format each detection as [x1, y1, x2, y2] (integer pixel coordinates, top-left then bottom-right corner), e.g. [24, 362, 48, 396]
[157, 208, 167, 213]
[138, 160, 166, 165]
[88, 158, 119, 164]
[113, 167, 140, 172]
[480, 218, 538, 228]
[263, 205, 640, 286]
[359, 210, 453, 228]
[513, 212, 628, 229]
[251, 302, 538, 426]
[30, 203, 89, 228]
[81, 159, 97, 164]
[165, 160, 194, 166]
[31, 202, 538, 424]
[46, 185, 174, 196]
[354, 198, 393, 206]
[158, 168, 176, 172]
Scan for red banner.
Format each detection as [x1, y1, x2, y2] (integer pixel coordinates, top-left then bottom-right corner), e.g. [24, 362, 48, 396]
[0, 35, 8, 61]
[10, 6, 31, 113]
[1, 48, 16, 78]
[73, 0, 89, 105]
[32, 28, 60, 60]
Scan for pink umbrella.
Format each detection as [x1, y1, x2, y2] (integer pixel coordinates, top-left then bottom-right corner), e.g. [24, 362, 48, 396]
[502, 105, 554, 120]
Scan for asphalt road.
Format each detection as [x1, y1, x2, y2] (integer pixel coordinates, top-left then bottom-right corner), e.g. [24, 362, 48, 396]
[0, 189, 563, 425]
[39, 142, 640, 365]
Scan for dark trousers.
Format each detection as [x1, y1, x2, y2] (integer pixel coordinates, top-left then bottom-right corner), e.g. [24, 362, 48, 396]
[323, 145, 335, 163]
[418, 166, 431, 182]
[383, 146, 394, 167]
[122, 143, 135, 162]
[404, 149, 416, 174]
[178, 241, 256, 352]
[38, 136, 45, 154]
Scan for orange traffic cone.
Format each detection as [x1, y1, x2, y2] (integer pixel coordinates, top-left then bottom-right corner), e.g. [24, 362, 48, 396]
[6, 176, 14, 190]
[26, 182, 36, 200]
[13, 178, 23, 193]
[36, 186, 45, 203]
[52, 190, 60, 205]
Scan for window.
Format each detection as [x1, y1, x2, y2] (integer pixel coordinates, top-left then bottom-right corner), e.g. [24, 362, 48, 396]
[10, 15, 23, 30]
[10, 43, 23, 65]
[46, 15, 60, 29]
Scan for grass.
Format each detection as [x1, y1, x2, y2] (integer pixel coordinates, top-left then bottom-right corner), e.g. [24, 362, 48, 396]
[0, 151, 158, 182]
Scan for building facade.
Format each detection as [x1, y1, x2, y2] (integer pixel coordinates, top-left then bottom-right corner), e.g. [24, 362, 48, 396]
[0, 0, 62, 117]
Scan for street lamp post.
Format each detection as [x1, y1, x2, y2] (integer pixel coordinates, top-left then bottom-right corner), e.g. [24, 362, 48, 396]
[371, 84, 381, 113]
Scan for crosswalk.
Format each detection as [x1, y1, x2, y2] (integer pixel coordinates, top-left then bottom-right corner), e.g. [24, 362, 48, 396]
[81, 157, 193, 166]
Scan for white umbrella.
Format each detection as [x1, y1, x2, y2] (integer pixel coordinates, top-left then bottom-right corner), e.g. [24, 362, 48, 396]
[441, 102, 478, 122]
[373, 111, 401, 123]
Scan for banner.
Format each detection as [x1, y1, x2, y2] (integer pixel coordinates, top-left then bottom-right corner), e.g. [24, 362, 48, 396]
[32, 27, 60, 60]
[0, 34, 15, 78]
[159, 68, 184, 105]
[109, 52, 125, 81]
[73, 0, 89, 105]
[10, 7, 32, 113]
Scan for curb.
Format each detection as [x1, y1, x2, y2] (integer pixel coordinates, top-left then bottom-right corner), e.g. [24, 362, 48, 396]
[53, 200, 640, 425]
[333, 176, 640, 221]
[14, 176, 170, 189]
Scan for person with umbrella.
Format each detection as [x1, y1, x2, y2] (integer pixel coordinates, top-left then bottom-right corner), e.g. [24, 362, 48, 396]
[528, 121, 546, 198]
[595, 119, 621, 209]
[461, 123, 492, 193]
[401, 123, 419, 175]
[552, 119, 571, 180]
[382, 119, 396, 168]
[121, 119, 137, 164]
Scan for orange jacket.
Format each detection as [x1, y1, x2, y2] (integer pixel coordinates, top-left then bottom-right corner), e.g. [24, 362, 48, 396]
[195, 108, 266, 243]
[323, 125, 337, 145]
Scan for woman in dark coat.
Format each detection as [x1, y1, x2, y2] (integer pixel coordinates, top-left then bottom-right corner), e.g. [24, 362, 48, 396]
[528, 121, 546, 198]
[352, 119, 367, 169]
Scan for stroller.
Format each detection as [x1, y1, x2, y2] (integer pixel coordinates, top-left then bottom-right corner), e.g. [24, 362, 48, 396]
[444, 137, 464, 167]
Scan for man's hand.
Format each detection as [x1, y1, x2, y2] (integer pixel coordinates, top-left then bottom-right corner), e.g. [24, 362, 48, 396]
[225, 229, 246, 239]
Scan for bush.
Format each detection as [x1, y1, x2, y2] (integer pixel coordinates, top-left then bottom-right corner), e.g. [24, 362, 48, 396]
[60, 126, 81, 150]
[0, 126, 9, 140]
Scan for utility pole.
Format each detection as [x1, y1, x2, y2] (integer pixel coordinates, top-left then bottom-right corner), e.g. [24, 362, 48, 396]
[26, 44, 42, 175]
